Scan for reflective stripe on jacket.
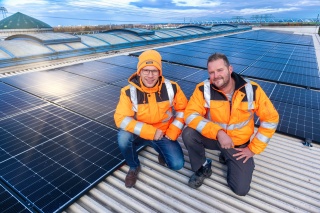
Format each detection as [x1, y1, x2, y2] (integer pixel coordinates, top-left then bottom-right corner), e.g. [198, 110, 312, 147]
[114, 74, 188, 140]
[185, 72, 279, 154]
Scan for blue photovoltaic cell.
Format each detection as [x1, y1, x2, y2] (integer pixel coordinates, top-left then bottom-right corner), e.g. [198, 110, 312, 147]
[162, 63, 203, 79]
[61, 61, 118, 75]
[248, 79, 276, 97]
[242, 67, 282, 81]
[175, 79, 197, 99]
[0, 104, 122, 213]
[1, 70, 105, 101]
[289, 55, 317, 63]
[98, 55, 138, 69]
[161, 53, 207, 68]
[157, 46, 186, 55]
[286, 59, 318, 69]
[227, 56, 255, 66]
[0, 184, 30, 213]
[78, 66, 134, 84]
[0, 89, 47, 118]
[232, 53, 262, 61]
[279, 72, 320, 89]
[111, 79, 130, 88]
[183, 70, 209, 83]
[283, 65, 319, 77]
[259, 56, 289, 64]
[0, 82, 17, 94]
[232, 64, 248, 74]
[263, 52, 290, 60]
[251, 60, 285, 71]
[57, 85, 121, 128]
[273, 101, 320, 143]
[270, 85, 320, 110]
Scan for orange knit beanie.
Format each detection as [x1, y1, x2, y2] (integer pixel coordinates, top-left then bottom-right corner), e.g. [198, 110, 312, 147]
[137, 49, 162, 75]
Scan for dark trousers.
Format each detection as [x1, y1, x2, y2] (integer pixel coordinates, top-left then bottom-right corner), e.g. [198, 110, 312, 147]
[182, 127, 255, 196]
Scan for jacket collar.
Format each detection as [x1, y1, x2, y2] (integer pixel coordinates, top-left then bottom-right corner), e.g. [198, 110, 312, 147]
[232, 72, 247, 91]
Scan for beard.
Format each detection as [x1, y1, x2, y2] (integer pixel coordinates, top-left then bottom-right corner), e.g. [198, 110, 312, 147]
[212, 74, 231, 90]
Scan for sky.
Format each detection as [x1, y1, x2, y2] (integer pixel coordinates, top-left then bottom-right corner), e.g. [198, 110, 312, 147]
[0, 0, 319, 26]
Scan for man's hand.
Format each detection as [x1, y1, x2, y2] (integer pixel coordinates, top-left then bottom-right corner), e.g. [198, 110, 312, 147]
[233, 147, 255, 163]
[217, 130, 234, 149]
[154, 129, 164, 141]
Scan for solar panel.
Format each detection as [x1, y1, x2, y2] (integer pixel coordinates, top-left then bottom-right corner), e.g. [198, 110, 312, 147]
[286, 59, 318, 69]
[56, 85, 121, 128]
[162, 63, 203, 79]
[283, 65, 319, 77]
[248, 79, 276, 97]
[279, 72, 320, 89]
[259, 56, 289, 64]
[0, 82, 17, 94]
[61, 61, 118, 74]
[227, 56, 255, 66]
[0, 184, 30, 213]
[270, 85, 320, 110]
[0, 104, 122, 212]
[232, 53, 262, 60]
[251, 60, 285, 71]
[1, 70, 106, 101]
[182, 70, 209, 83]
[161, 54, 207, 69]
[0, 89, 47, 118]
[290, 55, 317, 63]
[174, 79, 197, 99]
[242, 67, 282, 81]
[273, 101, 320, 143]
[98, 55, 138, 69]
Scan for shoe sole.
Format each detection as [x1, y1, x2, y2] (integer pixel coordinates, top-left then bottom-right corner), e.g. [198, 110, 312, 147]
[188, 170, 213, 189]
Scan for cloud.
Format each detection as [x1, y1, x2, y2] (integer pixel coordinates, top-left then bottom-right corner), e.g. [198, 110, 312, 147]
[172, 0, 221, 7]
[0, 0, 315, 26]
[232, 7, 299, 15]
[285, 0, 320, 7]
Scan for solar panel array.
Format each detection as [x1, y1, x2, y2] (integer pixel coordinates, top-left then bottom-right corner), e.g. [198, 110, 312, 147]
[131, 30, 320, 142]
[1, 29, 319, 212]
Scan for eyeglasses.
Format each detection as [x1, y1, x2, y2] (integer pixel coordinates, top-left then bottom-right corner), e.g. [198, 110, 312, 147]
[141, 69, 159, 75]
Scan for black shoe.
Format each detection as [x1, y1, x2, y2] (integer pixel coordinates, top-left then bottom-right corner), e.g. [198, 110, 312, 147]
[158, 155, 166, 166]
[219, 153, 226, 165]
[125, 166, 141, 188]
[188, 159, 212, 188]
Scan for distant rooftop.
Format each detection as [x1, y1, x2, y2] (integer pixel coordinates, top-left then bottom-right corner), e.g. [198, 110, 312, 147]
[0, 12, 52, 30]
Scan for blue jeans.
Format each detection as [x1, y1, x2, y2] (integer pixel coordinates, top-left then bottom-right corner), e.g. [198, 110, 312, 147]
[117, 130, 184, 170]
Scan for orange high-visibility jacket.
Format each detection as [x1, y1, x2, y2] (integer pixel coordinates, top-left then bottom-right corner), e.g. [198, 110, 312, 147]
[114, 73, 188, 141]
[185, 73, 279, 154]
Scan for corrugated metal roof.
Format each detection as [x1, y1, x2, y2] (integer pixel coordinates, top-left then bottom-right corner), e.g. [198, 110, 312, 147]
[65, 132, 320, 213]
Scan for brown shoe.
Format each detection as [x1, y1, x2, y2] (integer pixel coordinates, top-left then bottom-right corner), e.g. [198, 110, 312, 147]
[125, 166, 141, 188]
[158, 155, 166, 166]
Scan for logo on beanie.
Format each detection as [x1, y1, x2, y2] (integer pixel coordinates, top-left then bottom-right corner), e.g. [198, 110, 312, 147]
[146, 61, 153, 64]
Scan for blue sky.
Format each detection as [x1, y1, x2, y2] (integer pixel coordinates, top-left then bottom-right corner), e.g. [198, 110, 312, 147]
[0, 0, 319, 26]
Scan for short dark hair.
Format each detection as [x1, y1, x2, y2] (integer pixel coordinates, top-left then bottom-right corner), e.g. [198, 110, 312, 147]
[207, 53, 230, 67]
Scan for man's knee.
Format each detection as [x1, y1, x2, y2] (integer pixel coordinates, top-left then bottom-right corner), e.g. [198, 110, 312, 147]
[167, 157, 184, 171]
[229, 184, 250, 196]
[118, 130, 133, 148]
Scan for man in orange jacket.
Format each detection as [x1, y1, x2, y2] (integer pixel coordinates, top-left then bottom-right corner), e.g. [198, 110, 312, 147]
[114, 50, 188, 188]
[182, 53, 279, 196]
